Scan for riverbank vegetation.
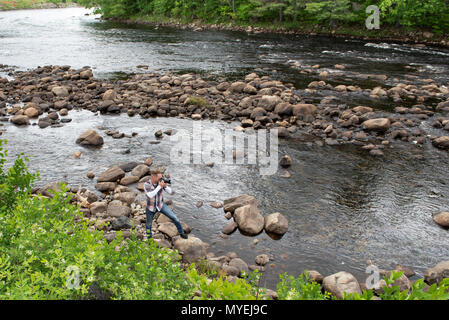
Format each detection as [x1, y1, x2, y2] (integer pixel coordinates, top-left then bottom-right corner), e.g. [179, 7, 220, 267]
[0, 0, 74, 10]
[75, 0, 449, 35]
[1, 138, 449, 300]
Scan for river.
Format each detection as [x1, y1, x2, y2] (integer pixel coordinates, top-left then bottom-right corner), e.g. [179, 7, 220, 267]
[1, 7, 449, 290]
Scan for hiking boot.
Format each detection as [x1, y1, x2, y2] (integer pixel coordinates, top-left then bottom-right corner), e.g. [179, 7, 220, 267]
[180, 233, 188, 239]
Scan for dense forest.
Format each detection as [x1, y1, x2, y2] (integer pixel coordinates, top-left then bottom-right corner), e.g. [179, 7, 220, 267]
[75, 0, 449, 33]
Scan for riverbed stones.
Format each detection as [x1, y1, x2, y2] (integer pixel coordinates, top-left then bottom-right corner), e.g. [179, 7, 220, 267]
[255, 254, 270, 266]
[24, 107, 39, 118]
[114, 191, 137, 205]
[131, 164, 149, 178]
[80, 69, 93, 79]
[223, 194, 257, 214]
[432, 136, 449, 150]
[107, 200, 131, 218]
[97, 166, 126, 183]
[111, 216, 133, 230]
[90, 201, 108, 216]
[158, 222, 179, 238]
[119, 175, 139, 185]
[234, 203, 265, 236]
[433, 212, 449, 227]
[229, 258, 249, 276]
[424, 261, 449, 285]
[322, 271, 362, 299]
[221, 221, 238, 235]
[173, 236, 208, 263]
[95, 182, 116, 192]
[362, 118, 391, 132]
[103, 89, 117, 101]
[76, 129, 104, 147]
[264, 212, 289, 236]
[11, 115, 30, 126]
[51, 86, 69, 97]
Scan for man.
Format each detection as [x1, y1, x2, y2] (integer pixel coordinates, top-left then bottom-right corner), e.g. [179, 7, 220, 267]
[143, 169, 188, 240]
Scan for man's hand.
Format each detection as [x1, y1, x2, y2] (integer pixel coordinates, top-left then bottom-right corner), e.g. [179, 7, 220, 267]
[159, 180, 167, 189]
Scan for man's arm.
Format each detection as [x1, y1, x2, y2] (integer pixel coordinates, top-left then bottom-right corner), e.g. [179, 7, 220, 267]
[163, 186, 173, 194]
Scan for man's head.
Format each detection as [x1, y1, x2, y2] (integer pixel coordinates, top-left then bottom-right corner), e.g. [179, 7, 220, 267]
[150, 169, 162, 184]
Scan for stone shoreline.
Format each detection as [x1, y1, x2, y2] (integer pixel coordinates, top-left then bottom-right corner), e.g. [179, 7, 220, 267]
[106, 17, 449, 49]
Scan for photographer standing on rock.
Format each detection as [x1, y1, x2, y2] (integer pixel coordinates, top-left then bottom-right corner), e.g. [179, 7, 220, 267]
[144, 169, 188, 240]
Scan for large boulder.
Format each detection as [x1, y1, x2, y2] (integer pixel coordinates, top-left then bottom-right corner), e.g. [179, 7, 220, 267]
[107, 200, 131, 218]
[257, 95, 282, 111]
[131, 164, 149, 178]
[424, 261, 449, 285]
[97, 166, 126, 183]
[120, 175, 140, 185]
[432, 136, 449, 150]
[90, 201, 108, 215]
[173, 236, 208, 263]
[76, 129, 104, 147]
[234, 203, 265, 236]
[322, 272, 362, 299]
[11, 115, 30, 126]
[362, 118, 391, 132]
[223, 194, 257, 214]
[229, 258, 249, 276]
[292, 104, 317, 119]
[158, 222, 179, 238]
[264, 212, 289, 235]
[95, 182, 117, 192]
[111, 216, 133, 230]
[221, 221, 238, 235]
[114, 191, 137, 206]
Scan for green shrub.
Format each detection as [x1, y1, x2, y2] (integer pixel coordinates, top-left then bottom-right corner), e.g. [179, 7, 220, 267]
[277, 271, 330, 300]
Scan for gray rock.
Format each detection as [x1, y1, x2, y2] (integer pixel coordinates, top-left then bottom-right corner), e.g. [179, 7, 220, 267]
[131, 164, 149, 178]
[90, 201, 108, 215]
[424, 261, 449, 285]
[223, 194, 257, 213]
[322, 271, 362, 299]
[97, 166, 126, 183]
[221, 221, 238, 235]
[76, 129, 104, 147]
[173, 236, 208, 263]
[234, 203, 265, 236]
[229, 258, 249, 276]
[107, 200, 131, 218]
[11, 115, 30, 126]
[111, 216, 132, 230]
[95, 182, 117, 192]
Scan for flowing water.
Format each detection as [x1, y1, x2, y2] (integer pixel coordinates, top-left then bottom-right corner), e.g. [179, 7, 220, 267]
[1, 7, 449, 289]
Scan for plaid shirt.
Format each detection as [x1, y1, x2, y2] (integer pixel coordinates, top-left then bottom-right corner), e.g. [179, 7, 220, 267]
[144, 182, 164, 212]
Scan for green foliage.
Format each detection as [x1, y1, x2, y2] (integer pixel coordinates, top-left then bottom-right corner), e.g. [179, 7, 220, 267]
[0, 140, 39, 213]
[276, 271, 330, 300]
[76, 0, 448, 33]
[379, 0, 449, 33]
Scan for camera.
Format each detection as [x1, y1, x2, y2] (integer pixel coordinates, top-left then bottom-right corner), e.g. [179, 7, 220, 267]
[161, 177, 171, 184]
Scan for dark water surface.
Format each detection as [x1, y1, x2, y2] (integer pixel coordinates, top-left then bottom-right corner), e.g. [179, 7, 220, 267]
[1, 8, 449, 289]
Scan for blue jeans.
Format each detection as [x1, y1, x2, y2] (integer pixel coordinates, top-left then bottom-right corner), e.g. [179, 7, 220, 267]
[145, 203, 185, 239]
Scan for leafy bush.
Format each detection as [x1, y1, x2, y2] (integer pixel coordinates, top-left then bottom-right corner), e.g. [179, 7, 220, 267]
[277, 271, 330, 300]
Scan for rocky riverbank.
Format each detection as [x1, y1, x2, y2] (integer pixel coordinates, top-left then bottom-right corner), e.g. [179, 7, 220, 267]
[106, 16, 449, 48]
[1, 64, 449, 158]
